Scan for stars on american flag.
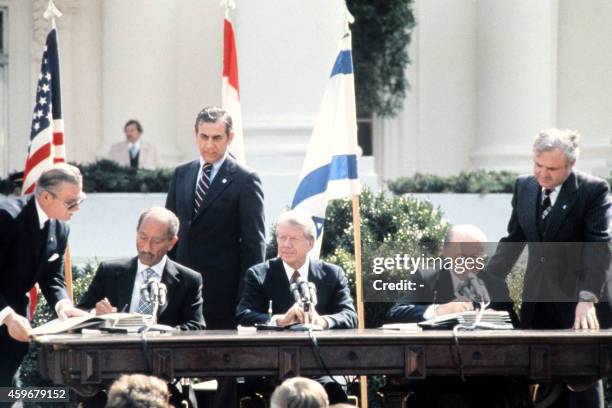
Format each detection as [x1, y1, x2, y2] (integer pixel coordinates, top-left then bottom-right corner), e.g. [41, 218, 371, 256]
[30, 47, 53, 138]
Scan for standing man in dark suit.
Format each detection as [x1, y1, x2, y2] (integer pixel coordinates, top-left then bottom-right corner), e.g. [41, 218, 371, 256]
[386, 225, 518, 325]
[483, 129, 611, 407]
[237, 210, 357, 329]
[166, 106, 265, 408]
[78, 207, 205, 331]
[0, 164, 88, 386]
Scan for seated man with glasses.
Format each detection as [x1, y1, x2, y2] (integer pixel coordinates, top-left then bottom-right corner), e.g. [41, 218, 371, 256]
[0, 163, 88, 386]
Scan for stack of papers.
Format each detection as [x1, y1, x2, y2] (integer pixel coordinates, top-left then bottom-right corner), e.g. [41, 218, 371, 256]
[30, 313, 152, 336]
[418, 310, 513, 330]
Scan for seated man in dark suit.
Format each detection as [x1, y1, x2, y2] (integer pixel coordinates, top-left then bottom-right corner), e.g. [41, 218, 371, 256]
[386, 225, 528, 408]
[386, 224, 518, 325]
[79, 207, 205, 331]
[237, 210, 357, 403]
[237, 210, 357, 329]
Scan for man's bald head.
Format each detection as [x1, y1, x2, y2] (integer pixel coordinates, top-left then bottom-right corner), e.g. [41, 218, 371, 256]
[442, 225, 487, 277]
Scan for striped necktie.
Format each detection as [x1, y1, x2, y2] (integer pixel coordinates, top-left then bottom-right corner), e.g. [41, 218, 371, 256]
[137, 268, 157, 315]
[194, 162, 213, 215]
[290, 270, 300, 284]
[541, 188, 553, 220]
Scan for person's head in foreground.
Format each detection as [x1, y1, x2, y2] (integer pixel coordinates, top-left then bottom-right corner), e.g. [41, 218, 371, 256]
[106, 374, 171, 408]
[270, 377, 330, 408]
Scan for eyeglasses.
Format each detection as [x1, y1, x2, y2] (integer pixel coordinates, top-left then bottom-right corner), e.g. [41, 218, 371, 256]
[47, 190, 87, 210]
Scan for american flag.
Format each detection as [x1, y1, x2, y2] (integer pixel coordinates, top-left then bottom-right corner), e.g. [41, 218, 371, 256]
[22, 28, 65, 195]
[24, 27, 66, 318]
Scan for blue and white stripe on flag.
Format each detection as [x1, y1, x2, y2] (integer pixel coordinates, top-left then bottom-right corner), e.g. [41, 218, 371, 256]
[291, 32, 360, 258]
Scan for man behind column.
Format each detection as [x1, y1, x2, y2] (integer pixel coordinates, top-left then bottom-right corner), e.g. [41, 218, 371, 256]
[108, 119, 161, 169]
[483, 128, 612, 407]
[78, 207, 205, 331]
[0, 164, 88, 386]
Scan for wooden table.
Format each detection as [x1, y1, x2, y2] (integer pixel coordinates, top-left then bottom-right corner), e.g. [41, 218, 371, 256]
[36, 329, 612, 402]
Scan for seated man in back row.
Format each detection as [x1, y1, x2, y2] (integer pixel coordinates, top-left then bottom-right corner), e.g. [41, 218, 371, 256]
[78, 207, 205, 331]
[236, 210, 357, 404]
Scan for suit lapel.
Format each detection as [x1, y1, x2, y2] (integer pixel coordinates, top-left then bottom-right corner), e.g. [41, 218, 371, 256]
[521, 177, 541, 240]
[117, 258, 138, 311]
[159, 260, 180, 316]
[543, 172, 579, 241]
[182, 161, 200, 218]
[268, 258, 295, 312]
[193, 157, 236, 220]
[27, 198, 44, 263]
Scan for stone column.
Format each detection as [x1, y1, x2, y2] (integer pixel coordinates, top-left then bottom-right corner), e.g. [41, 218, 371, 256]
[101, 0, 180, 165]
[471, 0, 559, 172]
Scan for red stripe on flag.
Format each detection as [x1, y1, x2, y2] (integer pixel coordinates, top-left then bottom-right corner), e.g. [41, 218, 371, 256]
[223, 18, 240, 95]
[23, 143, 52, 178]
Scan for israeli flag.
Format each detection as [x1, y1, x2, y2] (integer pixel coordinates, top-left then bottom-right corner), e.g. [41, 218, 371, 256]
[291, 32, 360, 258]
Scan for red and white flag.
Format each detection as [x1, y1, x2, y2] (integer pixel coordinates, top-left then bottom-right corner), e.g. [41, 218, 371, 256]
[23, 27, 66, 318]
[222, 17, 245, 164]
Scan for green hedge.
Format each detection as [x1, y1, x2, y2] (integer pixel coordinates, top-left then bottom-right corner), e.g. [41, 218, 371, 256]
[387, 170, 519, 195]
[0, 160, 173, 195]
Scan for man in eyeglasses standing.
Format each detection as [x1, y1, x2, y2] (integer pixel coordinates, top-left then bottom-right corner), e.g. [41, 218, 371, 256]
[0, 163, 88, 386]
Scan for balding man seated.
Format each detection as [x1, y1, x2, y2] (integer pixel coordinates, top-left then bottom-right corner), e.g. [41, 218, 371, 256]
[386, 224, 518, 325]
[78, 207, 205, 331]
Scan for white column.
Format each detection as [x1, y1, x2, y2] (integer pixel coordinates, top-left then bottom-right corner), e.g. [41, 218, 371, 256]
[471, 0, 559, 172]
[233, 0, 352, 221]
[101, 0, 179, 165]
[375, 0, 477, 179]
[557, 0, 612, 176]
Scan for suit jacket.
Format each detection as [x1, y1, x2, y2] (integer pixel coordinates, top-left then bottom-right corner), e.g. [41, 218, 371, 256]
[165, 156, 266, 328]
[236, 257, 358, 329]
[0, 195, 69, 316]
[108, 140, 160, 169]
[77, 257, 205, 331]
[385, 268, 519, 326]
[484, 171, 612, 328]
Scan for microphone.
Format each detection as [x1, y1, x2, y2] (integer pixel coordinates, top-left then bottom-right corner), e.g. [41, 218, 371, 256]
[456, 274, 490, 305]
[290, 282, 302, 304]
[308, 282, 318, 306]
[297, 277, 311, 303]
[157, 282, 168, 306]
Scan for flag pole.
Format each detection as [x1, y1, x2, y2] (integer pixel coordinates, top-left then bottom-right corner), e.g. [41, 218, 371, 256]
[219, 0, 236, 19]
[352, 194, 368, 408]
[43, 0, 73, 302]
[341, 3, 367, 405]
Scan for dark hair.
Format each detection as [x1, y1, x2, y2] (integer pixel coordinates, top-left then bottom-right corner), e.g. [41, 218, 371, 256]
[194, 106, 233, 137]
[124, 119, 143, 134]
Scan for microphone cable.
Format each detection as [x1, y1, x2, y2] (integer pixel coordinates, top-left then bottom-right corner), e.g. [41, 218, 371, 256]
[451, 301, 488, 382]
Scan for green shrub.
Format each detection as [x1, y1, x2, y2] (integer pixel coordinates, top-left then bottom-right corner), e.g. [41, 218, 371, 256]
[387, 170, 519, 195]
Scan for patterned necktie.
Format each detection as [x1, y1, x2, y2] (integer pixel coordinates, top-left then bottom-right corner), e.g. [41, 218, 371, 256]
[541, 188, 553, 220]
[290, 270, 300, 284]
[137, 268, 157, 315]
[194, 163, 213, 215]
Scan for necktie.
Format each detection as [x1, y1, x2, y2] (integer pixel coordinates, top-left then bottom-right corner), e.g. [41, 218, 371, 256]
[194, 163, 213, 215]
[129, 144, 139, 160]
[541, 188, 553, 220]
[290, 270, 300, 284]
[137, 268, 157, 315]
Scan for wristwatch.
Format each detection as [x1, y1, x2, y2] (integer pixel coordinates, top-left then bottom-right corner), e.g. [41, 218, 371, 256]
[578, 291, 598, 303]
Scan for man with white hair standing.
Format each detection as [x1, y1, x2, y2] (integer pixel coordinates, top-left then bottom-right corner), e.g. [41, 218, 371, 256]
[483, 129, 612, 407]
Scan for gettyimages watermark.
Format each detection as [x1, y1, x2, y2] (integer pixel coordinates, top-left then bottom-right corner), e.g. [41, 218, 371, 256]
[362, 242, 611, 303]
